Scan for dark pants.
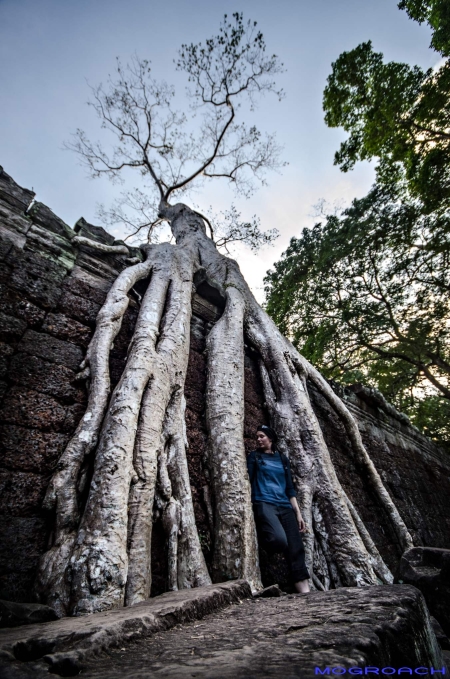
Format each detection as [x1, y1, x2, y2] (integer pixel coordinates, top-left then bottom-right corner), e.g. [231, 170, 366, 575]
[253, 501, 310, 582]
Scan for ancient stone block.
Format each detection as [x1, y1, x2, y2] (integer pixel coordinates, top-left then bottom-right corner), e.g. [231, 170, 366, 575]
[25, 224, 77, 271]
[62, 275, 108, 306]
[9, 353, 87, 404]
[8, 249, 66, 309]
[0, 516, 48, 602]
[7, 248, 68, 284]
[0, 230, 14, 261]
[69, 265, 113, 293]
[0, 343, 14, 380]
[0, 424, 68, 474]
[0, 261, 13, 285]
[0, 386, 66, 431]
[0, 200, 32, 235]
[27, 202, 74, 242]
[0, 312, 27, 343]
[75, 251, 121, 283]
[0, 381, 7, 401]
[41, 312, 92, 348]
[57, 289, 101, 326]
[0, 285, 47, 328]
[17, 330, 83, 371]
[62, 402, 86, 433]
[0, 600, 58, 628]
[0, 168, 35, 212]
[74, 217, 116, 245]
[399, 546, 450, 638]
[0, 468, 49, 517]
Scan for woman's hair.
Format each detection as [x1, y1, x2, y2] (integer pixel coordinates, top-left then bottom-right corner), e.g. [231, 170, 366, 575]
[256, 424, 278, 446]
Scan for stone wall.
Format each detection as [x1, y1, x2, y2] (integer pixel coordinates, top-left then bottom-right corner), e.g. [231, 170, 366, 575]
[0, 166, 449, 602]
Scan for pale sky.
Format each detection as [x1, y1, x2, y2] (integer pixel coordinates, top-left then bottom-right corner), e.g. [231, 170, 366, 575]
[0, 0, 438, 301]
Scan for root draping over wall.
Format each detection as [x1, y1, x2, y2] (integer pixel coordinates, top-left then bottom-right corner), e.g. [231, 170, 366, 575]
[33, 201, 415, 616]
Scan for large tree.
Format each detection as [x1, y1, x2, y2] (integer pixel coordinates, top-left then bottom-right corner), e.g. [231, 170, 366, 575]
[264, 185, 450, 446]
[35, 14, 412, 617]
[323, 2, 450, 213]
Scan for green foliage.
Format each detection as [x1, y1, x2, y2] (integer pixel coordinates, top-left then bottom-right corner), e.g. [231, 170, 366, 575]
[323, 18, 450, 212]
[264, 185, 450, 448]
[398, 0, 450, 56]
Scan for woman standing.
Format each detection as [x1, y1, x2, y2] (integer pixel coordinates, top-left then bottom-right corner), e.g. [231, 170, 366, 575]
[247, 425, 310, 593]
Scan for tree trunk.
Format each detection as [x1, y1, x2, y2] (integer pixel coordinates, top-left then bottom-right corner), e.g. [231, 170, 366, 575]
[35, 201, 412, 614]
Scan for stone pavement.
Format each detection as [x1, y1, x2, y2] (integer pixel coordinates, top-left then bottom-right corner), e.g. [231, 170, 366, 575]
[0, 581, 250, 677]
[81, 585, 446, 679]
[0, 583, 447, 678]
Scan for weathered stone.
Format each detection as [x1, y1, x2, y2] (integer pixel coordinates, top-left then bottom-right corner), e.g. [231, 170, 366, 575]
[0, 601, 58, 629]
[62, 402, 86, 433]
[0, 469, 49, 517]
[9, 354, 86, 404]
[24, 225, 76, 271]
[399, 547, 450, 638]
[41, 313, 92, 349]
[7, 248, 68, 285]
[0, 201, 32, 236]
[0, 313, 27, 344]
[75, 251, 120, 284]
[253, 584, 285, 598]
[0, 581, 252, 676]
[0, 425, 69, 474]
[0, 381, 7, 402]
[0, 168, 35, 212]
[69, 265, 113, 293]
[430, 616, 450, 651]
[0, 516, 48, 577]
[61, 276, 108, 306]
[27, 203, 74, 242]
[8, 249, 67, 310]
[74, 217, 115, 245]
[1, 584, 441, 679]
[0, 230, 15, 262]
[17, 331, 83, 372]
[0, 344, 14, 380]
[57, 289, 101, 326]
[0, 286, 46, 329]
[0, 516, 49, 604]
[0, 387, 66, 431]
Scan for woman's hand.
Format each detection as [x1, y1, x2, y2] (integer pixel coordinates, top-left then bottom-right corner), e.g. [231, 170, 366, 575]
[297, 515, 307, 533]
[289, 497, 308, 533]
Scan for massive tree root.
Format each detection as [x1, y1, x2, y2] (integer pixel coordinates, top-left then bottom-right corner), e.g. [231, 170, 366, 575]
[36, 202, 412, 614]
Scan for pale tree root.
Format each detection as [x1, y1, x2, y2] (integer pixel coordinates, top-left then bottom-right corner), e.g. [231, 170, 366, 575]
[300, 362, 414, 553]
[166, 203, 404, 592]
[344, 495, 394, 584]
[72, 235, 131, 256]
[69, 242, 210, 615]
[35, 256, 154, 616]
[161, 391, 210, 591]
[206, 285, 262, 592]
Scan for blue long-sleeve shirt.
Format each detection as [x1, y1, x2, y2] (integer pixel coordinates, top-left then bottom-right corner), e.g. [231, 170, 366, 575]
[246, 449, 296, 508]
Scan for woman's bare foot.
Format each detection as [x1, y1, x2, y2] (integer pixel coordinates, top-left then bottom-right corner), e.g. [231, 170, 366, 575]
[294, 579, 310, 593]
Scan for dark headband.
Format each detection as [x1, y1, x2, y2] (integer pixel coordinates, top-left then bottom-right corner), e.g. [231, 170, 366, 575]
[257, 424, 278, 443]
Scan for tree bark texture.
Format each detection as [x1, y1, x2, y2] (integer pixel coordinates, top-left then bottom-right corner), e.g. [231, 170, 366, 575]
[36, 202, 413, 615]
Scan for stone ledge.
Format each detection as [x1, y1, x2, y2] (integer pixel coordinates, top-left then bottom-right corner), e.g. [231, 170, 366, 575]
[0, 580, 252, 676]
[83, 585, 447, 679]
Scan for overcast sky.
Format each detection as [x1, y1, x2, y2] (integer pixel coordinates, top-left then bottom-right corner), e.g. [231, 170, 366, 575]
[0, 0, 438, 301]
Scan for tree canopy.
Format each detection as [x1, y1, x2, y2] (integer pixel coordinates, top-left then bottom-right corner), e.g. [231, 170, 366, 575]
[68, 13, 284, 250]
[264, 185, 450, 446]
[264, 0, 450, 447]
[399, 0, 450, 56]
[323, 4, 450, 213]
